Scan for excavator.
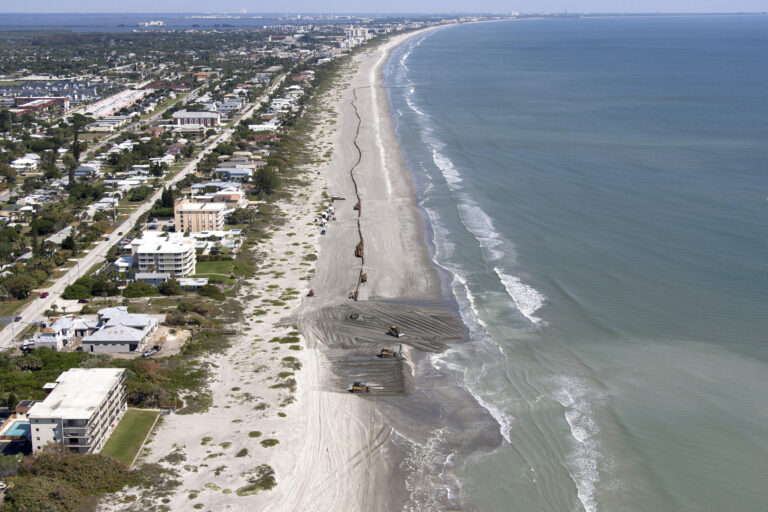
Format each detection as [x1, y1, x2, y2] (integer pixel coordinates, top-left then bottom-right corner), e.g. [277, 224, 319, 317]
[350, 381, 370, 393]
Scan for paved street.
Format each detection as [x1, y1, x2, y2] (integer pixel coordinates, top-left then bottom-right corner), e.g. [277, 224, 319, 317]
[0, 76, 283, 350]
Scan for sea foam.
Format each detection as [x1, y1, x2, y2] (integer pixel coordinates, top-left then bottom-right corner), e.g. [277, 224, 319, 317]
[494, 267, 547, 324]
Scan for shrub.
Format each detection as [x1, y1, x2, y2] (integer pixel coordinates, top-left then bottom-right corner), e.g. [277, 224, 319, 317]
[196, 284, 225, 301]
[260, 439, 279, 448]
[123, 281, 159, 298]
[158, 278, 182, 296]
[3, 452, 137, 511]
[235, 464, 276, 496]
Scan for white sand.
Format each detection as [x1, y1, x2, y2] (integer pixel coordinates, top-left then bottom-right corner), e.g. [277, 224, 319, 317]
[102, 27, 442, 512]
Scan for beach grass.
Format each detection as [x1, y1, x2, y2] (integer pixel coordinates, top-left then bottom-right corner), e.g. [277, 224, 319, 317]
[101, 409, 159, 466]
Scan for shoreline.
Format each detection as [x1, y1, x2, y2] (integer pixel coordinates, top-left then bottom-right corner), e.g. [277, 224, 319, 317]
[102, 24, 500, 512]
[288, 23, 502, 511]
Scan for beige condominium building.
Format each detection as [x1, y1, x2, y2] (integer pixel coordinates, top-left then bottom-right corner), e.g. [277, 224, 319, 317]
[174, 199, 227, 232]
[27, 368, 127, 454]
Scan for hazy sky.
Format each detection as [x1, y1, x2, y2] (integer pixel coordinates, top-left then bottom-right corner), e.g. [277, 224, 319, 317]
[2, 1, 766, 14]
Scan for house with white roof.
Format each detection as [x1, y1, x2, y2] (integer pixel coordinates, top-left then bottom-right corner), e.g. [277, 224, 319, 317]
[10, 153, 40, 171]
[26, 316, 99, 351]
[81, 307, 158, 354]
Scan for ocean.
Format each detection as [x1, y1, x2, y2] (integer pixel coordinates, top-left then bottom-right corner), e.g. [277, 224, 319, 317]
[385, 16, 768, 512]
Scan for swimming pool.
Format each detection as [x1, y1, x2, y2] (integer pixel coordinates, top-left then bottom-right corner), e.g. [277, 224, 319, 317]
[3, 420, 30, 438]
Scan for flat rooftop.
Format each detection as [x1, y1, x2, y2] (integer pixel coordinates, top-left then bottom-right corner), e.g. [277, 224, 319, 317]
[28, 368, 125, 420]
[177, 202, 227, 212]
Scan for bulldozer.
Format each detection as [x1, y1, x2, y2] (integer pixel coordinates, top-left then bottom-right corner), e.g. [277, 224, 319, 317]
[387, 325, 403, 338]
[350, 381, 370, 393]
[379, 347, 396, 358]
[378, 345, 403, 359]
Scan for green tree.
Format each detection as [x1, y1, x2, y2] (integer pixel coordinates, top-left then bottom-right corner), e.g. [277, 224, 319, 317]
[128, 185, 152, 202]
[69, 113, 92, 162]
[160, 187, 175, 208]
[63, 153, 78, 187]
[158, 277, 182, 296]
[0, 162, 18, 185]
[41, 150, 61, 179]
[5, 393, 18, 411]
[61, 234, 78, 254]
[122, 280, 159, 298]
[62, 283, 90, 300]
[254, 167, 279, 195]
[4, 274, 36, 299]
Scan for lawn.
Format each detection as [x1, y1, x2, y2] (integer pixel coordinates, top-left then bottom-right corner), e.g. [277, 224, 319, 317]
[0, 298, 31, 317]
[195, 260, 234, 276]
[101, 409, 159, 466]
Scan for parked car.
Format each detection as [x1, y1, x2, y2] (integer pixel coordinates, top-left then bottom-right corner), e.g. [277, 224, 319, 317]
[40, 292, 49, 298]
[78, 298, 90, 304]
[142, 349, 157, 358]
[13, 316, 22, 322]
[320, 229, 326, 235]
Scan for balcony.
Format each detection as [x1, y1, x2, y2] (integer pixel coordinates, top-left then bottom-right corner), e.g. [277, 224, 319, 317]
[63, 428, 88, 438]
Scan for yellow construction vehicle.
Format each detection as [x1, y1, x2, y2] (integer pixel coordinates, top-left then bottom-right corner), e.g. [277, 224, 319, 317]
[387, 325, 403, 338]
[379, 347, 396, 358]
[350, 381, 370, 393]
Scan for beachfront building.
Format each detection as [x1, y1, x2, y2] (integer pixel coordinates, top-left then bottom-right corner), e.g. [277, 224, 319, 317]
[174, 199, 227, 232]
[25, 316, 99, 351]
[27, 368, 127, 454]
[81, 307, 158, 354]
[131, 232, 197, 276]
[171, 110, 221, 127]
[213, 167, 253, 181]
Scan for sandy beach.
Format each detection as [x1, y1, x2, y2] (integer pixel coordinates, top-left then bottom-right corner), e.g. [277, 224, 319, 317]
[101, 26, 466, 512]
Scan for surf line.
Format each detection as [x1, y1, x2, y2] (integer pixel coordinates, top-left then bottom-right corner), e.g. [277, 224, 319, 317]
[348, 85, 370, 300]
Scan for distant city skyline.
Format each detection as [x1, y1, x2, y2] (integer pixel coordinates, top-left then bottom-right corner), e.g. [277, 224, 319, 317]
[1, 1, 766, 14]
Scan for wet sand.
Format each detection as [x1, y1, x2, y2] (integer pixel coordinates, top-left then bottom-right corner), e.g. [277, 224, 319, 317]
[104, 26, 500, 512]
[288, 26, 502, 511]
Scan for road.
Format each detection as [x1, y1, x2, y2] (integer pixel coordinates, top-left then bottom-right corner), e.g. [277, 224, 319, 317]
[0, 75, 285, 351]
[78, 85, 205, 162]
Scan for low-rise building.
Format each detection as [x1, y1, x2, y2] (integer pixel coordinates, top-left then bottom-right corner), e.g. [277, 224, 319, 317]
[213, 167, 253, 181]
[174, 199, 227, 232]
[81, 307, 158, 354]
[171, 110, 221, 127]
[27, 368, 126, 454]
[134, 272, 170, 285]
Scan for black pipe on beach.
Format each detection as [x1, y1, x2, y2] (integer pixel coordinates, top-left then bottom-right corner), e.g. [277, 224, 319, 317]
[349, 86, 369, 300]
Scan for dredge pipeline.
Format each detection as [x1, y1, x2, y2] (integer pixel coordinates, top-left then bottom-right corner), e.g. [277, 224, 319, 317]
[349, 86, 368, 300]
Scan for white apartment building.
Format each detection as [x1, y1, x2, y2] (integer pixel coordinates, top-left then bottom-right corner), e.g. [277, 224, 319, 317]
[132, 233, 196, 276]
[27, 368, 127, 454]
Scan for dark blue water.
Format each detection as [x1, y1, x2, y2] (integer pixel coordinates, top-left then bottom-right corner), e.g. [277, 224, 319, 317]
[386, 16, 768, 512]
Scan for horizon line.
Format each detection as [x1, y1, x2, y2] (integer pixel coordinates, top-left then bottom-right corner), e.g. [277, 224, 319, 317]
[0, 11, 766, 15]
